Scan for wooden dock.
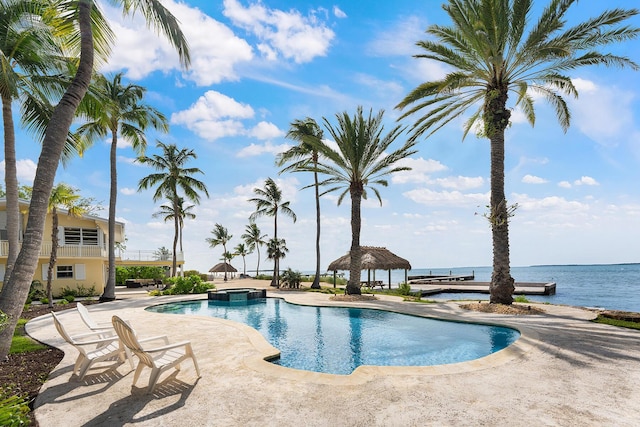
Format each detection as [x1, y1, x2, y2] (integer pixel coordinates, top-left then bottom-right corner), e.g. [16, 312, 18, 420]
[409, 281, 556, 296]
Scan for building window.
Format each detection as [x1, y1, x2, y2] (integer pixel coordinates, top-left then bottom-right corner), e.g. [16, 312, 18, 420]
[63, 228, 99, 246]
[57, 265, 73, 279]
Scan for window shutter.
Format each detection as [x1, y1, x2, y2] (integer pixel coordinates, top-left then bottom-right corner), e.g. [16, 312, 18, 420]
[0, 264, 5, 281]
[42, 264, 50, 281]
[75, 264, 86, 280]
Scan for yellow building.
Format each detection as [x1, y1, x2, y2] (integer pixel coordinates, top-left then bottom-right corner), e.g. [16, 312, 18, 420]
[0, 199, 183, 296]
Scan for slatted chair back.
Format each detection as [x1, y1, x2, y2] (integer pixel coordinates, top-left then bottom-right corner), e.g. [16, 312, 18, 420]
[111, 315, 155, 368]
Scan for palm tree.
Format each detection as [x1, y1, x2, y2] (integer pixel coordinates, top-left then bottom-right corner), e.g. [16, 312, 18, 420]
[266, 238, 288, 287]
[152, 197, 196, 252]
[242, 222, 266, 277]
[45, 184, 86, 308]
[0, 0, 189, 361]
[206, 224, 233, 281]
[305, 107, 416, 295]
[277, 118, 324, 289]
[0, 0, 68, 285]
[76, 72, 168, 301]
[234, 243, 249, 277]
[249, 178, 297, 287]
[396, 0, 639, 304]
[138, 142, 209, 277]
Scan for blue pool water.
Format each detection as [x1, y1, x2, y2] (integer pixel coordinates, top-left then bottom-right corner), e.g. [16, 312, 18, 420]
[148, 298, 520, 375]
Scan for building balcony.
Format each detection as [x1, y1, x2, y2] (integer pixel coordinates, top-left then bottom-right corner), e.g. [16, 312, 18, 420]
[117, 249, 184, 263]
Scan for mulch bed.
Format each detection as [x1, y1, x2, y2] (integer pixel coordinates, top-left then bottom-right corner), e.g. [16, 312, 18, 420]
[329, 294, 378, 302]
[460, 302, 545, 315]
[0, 300, 99, 426]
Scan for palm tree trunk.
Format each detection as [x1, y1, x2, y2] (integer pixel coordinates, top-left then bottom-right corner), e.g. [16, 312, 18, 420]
[46, 208, 58, 308]
[311, 161, 321, 289]
[101, 134, 118, 301]
[2, 95, 19, 284]
[487, 89, 515, 305]
[347, 186, 362, 295]
[223, 244, 228, 281]
[271, 213, 278, 287]
[0, 0, 94, 361]
[172, 202, 179, 277]
[256, 246, 261, 278]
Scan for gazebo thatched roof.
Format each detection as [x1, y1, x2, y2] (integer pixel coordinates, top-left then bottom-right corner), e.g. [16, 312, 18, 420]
[327, 246, 412, 271]
[209, 262, 237, 273]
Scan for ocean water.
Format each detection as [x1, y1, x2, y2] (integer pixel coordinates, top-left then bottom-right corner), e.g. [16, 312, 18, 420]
[339, 264, 640, 313]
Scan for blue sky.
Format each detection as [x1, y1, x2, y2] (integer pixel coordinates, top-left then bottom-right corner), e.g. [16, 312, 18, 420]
[5, 0, 640, 274]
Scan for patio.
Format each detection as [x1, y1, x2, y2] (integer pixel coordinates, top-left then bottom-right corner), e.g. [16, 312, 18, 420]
[26, 280, 640, 426]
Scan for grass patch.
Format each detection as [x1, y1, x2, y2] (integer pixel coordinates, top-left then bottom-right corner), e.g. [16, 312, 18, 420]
[593, 315, 640, 330]
[10, 319, 47, 354]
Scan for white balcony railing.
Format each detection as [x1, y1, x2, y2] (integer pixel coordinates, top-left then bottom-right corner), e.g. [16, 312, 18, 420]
[117, 249, 184, 262]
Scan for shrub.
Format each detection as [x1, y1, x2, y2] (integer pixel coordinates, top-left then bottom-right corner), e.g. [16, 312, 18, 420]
[58, 285, 96, 298]
[280, 268, 302, 288]
[148, 289, 162, 296]
[63, 294, 75, 303]
[163, 275, 214, 295]
[0, 311, 8, 332]
[0, 391, 30, 427]
[183, 270, 200, 277]
[514, 295, 530, 303]
[27, 280, 46, 304]
[116, 265, 166, 285]
[397, 282, 412, 296]
[40, 297, 49, 305]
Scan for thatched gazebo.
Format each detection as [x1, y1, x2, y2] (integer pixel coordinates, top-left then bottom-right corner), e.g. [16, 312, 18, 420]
[209, 262, 237, 280]
[327, 246, 412, 289]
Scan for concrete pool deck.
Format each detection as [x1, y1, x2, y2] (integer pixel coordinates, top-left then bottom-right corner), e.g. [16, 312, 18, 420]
[26, 279, 640, 426]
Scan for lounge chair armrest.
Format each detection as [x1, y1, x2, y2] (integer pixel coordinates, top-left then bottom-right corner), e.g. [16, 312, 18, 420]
[71, 330, 117, 340]
[143, 341, 193, 353]
[138, 335, 170, 345]
[73, 335, 120, 346]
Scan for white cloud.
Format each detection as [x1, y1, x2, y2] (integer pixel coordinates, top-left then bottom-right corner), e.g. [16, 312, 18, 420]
[223, 0, 334, 64]
[435, 176, 484, 190]
[514, 194, 590, 214]
[333, 6, 347, 18]
[120, 188, 137, 195]
[403, 188, 488, 207]
[248, 121, 285, 140]
[558, 181, 572, 189]
[0, 159, 37, 185]
[99, 0, 253, 85]
[171, 91, 255, 141]
[569, 78, 636, 146]
[574, 176, 599, 186]
[392, 157, 448, 184]
[236, 142, 290, 158]
[522, 174, 548, 184]
[367, 16, 424, 57]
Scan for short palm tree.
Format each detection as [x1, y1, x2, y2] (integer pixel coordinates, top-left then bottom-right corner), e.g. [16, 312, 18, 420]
[306, 107, 417, 295]
[0, 0, 190, 360]
[278, 118, 324, 289]
[138, 142, 209, 277]
[396, 0, 639, 304]
[234, 243, 249, 277]
[241, 222, 266, 277]
[206, 224, 233, 281]
[249, 178, 296, 287]
[266, 238, 289, 287]
[46, 184, 86, 308]
[153, 197, 196, 253]
[76, 72, 168, 301]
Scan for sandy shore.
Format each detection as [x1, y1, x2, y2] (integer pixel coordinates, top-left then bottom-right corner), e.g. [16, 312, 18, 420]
[26, 278, 640, 426]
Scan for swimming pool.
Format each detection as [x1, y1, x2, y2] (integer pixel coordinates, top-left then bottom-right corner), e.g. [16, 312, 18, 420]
[148, 298, 520, 375]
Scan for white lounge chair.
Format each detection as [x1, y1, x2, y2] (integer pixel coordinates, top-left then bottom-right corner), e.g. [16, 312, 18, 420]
[111, 315, 201, 393]
[51, 311, 131, 380]
[76, 302, 113, 334]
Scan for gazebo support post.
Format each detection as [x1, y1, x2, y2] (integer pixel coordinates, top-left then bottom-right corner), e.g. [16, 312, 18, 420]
[404, 269, 408, 285]
[333, 270, 336, 288]
[388, 270, 391, 290]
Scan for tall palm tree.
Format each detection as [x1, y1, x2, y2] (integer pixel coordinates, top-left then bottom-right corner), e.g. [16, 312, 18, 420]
[0, 0, 189, 361]
[241, 221, 266, 277]
[153, 197, 196, 252]
[138, 142, 209, 277]
[76, 72, 168, 301]
[0, 0, 67, 285]
[266, 238, 288, 287]
[45, 184, 86, 308]
[277, 118, 324, 289]
[234, 243, 249, 277]
[249, 178, 296, 287]
[206, 224, 233, 281]
[396, 0, 639, 304]
[305, 107, 416, 295]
